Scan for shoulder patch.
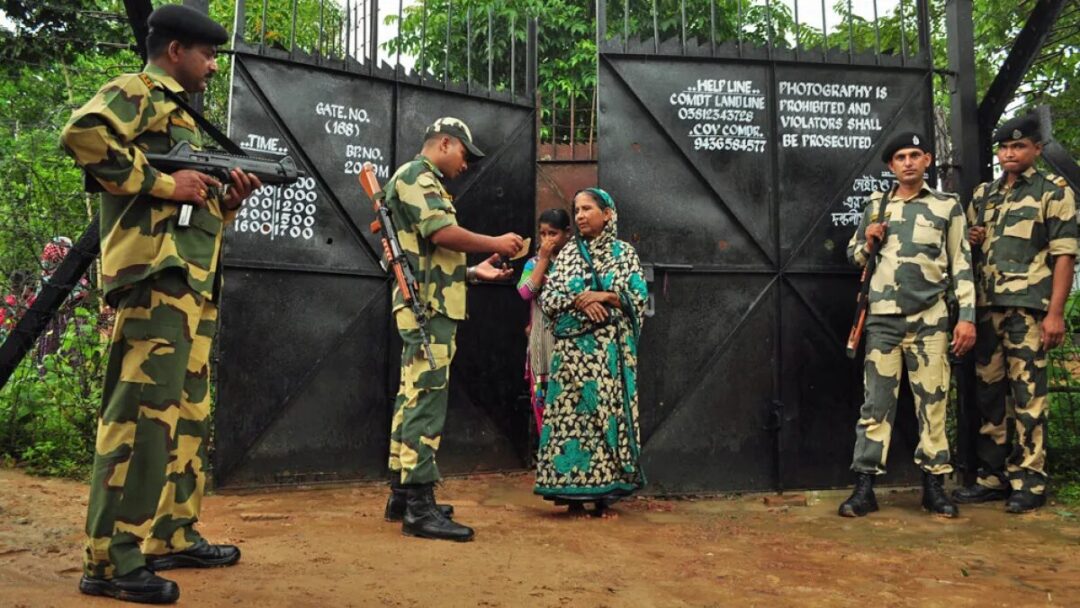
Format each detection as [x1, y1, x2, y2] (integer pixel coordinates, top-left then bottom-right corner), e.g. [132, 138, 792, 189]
[868, 191, 884, 201]
[929, 188, 957, 201]
[138, 73, 158, 91]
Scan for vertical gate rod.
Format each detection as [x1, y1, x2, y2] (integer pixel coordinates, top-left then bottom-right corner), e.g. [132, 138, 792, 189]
[820, 0, 827, 61]
[528, 17, 538, 99]
[397, 0, 404, 75]
[510, 14, 516, 98]
[793, 0, 800, 58]
[680, 0, 686, 54]
[289, 0, 298, 58]
[847, 0, 855, 60]
[466, 6, 472, 94]
[765, 0, 774, 54]
[737, 0, 744, 56]
[419, 0, 427, 84]
[652, 0, 659, 53]
[624, 0, 629, 52]
[597, 0, 607, 45]
[260, 0, 268, 53]
[917, 0, 932, 66]
[369, 0, 379, 75]
[234, 0, 247, 47]
[318, 0, 325, 62]
[345, 0, 351, 67]
[444, 0, 452, 87]
[710, 0, 716, 55]
[872, 0, 881, 62]
[899, 0, 908, 63]
[487, 6, 492, 93]
[570, 90, 576, 159]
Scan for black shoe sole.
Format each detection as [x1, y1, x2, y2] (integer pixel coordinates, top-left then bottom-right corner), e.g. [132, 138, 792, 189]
[145, 553, 240, 571]
[79, 576, 179, 604]
[952, 492, 1009, 504]
[401, 527, 474, 542]
[387, 507, 455, 522]
[838, 502, 879, 517]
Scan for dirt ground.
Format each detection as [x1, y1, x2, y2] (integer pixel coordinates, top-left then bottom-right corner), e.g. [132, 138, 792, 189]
[2, 468, 1080, 607]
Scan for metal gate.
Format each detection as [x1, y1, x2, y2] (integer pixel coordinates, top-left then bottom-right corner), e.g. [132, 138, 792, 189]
[597, 2, 937, 493]
[214, 5, 538, 488]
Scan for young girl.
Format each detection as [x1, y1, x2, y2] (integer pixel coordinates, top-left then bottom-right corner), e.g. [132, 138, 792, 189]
[517, 208, 572, 434]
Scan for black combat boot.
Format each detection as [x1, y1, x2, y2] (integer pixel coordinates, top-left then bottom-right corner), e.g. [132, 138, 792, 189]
[1005, 489, 1046, 514]
[402, 483, 475, 542]
[385, 477, 454, 522]
[952, 483, 1009, 504]
[79, 567, 180, 604]
[144, 540, 241, 570]
[838, 473, 878, 517]
[921, 472, 959, 518]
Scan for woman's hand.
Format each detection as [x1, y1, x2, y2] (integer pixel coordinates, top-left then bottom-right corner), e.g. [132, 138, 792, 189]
[581, 301, 609, 323]
[574, 290, 618, 309]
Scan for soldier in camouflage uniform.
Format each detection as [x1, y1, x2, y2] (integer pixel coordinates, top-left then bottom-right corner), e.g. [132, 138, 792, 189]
[382, 117, 523, 542]
[839, 132, 976, 519]
[61, 6, 262, 604]
[952, 114, 1078, 513]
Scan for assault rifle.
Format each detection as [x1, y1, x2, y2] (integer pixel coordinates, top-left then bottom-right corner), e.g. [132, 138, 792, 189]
[0, 144, 303, 390]
[845, 198, 890, 358]
[86, 141, 303, 226]
[358, 163, 437, 371]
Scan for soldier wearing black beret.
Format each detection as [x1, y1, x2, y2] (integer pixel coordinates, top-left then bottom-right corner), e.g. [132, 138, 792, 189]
[953, 113, 1078, 513]
[839, 131, 975, 520]
[63, 4, 260, 604]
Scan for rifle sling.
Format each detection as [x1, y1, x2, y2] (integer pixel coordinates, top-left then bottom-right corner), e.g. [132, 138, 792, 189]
[158, 87, 247, 156]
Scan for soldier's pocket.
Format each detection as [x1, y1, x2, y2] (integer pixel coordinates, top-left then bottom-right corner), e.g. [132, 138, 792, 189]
[119, 319, 186, 387]
[994, 259, 1030, 294]
[1000, 204, 1039, 239]
[174, 208, 223, 268]
[911, 216, 943, 247]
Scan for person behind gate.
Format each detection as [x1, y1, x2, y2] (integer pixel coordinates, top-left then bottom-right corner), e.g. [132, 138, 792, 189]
[382, 117, 524, 542]
[951, 113, 1078, 513]
[60, 5, 263, 604]
[839, 132, 976, 519]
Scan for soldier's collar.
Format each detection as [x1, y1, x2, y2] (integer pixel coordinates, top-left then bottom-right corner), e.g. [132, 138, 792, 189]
[416, 154, 445, 178]
[1020, 166, 1038, 181]
[994, 166, 1038, 191]
[142, 64, 186, 95]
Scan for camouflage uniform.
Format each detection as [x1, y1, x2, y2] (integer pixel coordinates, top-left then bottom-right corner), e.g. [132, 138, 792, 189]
[847, 186, 975, 475]
[61, 64, 236, 578]
[967, 167, 1078, 495]
[385, 155, 467, 485]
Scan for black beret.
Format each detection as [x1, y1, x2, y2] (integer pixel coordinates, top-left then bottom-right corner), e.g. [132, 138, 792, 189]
[881, 131, 931, 164]
[148, 5, 228, 45]
[993, 114, 1041, 144]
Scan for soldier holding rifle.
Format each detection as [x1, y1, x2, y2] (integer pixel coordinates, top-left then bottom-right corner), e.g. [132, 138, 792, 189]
[60, 5, 263, 604]
[838, 132, 976, 519]
[380, 117, 523, 542]
[952, 114, 1078, 513]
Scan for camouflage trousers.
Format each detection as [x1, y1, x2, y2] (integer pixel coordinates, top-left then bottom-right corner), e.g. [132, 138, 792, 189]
[84, 270, 216, 578]
[388, 309, 457, 485]
[852, 300, 953, 476]
[974, 307, 1048, 494]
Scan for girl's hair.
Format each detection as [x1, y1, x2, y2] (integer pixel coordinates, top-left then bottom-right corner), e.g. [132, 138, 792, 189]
[538, 207, 571, 231]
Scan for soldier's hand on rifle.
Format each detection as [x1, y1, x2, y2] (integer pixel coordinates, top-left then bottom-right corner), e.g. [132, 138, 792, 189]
[222, 168, 263, 211]
[170, 170, 221, 208]
[1041, 312, 1066, 350]
[951, 320, 976, 357]
[491, 233, 525, 259]
[968, 226, 986, 247]
[473, 253, 513, 282]
[863, 222, 886, 252]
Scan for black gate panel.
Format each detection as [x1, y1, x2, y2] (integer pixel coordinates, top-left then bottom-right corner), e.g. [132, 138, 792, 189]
[216, 47, 536, 488]
[599, 33, 935, 492]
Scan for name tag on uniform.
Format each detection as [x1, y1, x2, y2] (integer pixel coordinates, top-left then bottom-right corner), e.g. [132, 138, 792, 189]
[178, 204, 193, 228]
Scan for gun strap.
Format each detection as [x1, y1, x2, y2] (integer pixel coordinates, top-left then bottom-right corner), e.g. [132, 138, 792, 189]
[158, 86, 247, 157]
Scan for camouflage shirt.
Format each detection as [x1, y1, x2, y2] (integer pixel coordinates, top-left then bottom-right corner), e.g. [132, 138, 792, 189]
[60, 64, 236, 306]
[848, 185, 976, 322]
[967, 167, 1078, 311]
[385, 155, 467, 320]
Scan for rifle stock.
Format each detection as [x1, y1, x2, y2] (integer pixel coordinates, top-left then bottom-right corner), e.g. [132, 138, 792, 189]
[845, 232, 885, 359]
[359, 163, 437, 371]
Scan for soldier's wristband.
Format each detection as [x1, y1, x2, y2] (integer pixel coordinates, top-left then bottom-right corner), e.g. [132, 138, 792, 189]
[466, 266, 479, 284]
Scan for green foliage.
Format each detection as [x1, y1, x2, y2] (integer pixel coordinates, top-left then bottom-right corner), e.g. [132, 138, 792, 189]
[0, 307, 105, 479]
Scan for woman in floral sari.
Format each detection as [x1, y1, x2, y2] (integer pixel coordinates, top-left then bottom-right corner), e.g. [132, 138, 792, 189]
[536, 187, 648, 515]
